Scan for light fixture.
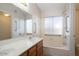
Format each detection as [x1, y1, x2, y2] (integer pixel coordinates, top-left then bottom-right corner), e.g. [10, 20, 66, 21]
[21, 3, 29, 6]
[4, 14, 10, 16]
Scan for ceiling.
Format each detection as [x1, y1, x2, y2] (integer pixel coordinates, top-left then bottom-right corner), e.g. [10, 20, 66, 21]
[36, 3, 67, 16]
[36, 3, 66, 12]
[36, 3, 79, 11]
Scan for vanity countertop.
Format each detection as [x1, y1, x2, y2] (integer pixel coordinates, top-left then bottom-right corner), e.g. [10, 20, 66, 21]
[0, 36, 43, 56]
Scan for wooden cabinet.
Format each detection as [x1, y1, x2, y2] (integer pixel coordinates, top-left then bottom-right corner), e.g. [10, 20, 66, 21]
[28, 45, 36, 56]
[20, 50, 28, 56]
[20, 40, 43, 56]
[37, 41, 43, 56]
[75, 46, 79, 56]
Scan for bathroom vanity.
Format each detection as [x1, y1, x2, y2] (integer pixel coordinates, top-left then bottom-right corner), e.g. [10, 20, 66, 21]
[20, 40, 43, 56]
[0, 36, 43, 56]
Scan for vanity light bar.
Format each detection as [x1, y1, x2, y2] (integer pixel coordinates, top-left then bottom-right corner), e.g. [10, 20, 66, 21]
[4, 14, 10, 16]
[21, 3, 29, 6]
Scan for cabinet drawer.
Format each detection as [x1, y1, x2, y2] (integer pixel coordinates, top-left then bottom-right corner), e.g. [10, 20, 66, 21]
[28, 45, 36, 56]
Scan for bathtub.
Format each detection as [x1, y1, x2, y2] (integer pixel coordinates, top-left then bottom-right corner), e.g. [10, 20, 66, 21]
[43, 35, 70, 56]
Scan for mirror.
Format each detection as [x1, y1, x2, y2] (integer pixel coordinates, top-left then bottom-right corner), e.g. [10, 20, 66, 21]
[0, 3, 32, 41]
[0, 11, 32, 41]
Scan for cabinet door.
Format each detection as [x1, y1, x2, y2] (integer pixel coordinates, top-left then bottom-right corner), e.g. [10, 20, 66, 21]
[28, 45, 36, 56]
[37, 40, 43, 56]
[75, 47, 79, 56]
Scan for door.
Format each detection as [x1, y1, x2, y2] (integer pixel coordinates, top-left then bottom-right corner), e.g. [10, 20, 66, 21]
[0, 15, 11, 40]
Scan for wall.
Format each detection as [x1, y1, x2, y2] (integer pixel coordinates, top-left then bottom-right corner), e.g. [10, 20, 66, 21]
[42, 9, 63, 17]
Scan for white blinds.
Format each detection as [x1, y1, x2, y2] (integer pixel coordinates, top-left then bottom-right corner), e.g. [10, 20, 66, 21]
[45, 16, 63, 35]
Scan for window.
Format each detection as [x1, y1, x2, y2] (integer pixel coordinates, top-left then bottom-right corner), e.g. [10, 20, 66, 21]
[26, 19, 32, 33]
[44, 16, 63, 35]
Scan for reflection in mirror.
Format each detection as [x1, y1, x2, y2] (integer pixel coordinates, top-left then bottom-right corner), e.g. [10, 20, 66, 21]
[0, 4, 32, 41]
[33, 23, 36, 33]
[0, 11, 11, 40]
[25, 15, 32, 35]
[14, 21, 17, 32]
[19, 19, 25, 36]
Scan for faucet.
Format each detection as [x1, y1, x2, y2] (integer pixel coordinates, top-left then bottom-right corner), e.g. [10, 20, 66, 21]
[29, 34, 37, 40]
[29, 35, 33, 39]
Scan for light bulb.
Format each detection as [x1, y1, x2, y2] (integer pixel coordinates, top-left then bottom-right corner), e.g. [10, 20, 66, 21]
[4, 14, 10, 16]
